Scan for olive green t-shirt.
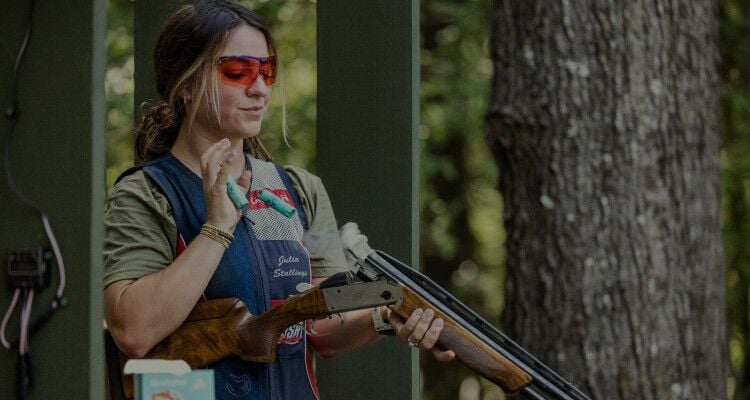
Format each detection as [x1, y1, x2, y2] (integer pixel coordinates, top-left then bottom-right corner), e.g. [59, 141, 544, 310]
[103, 165, 349, 287]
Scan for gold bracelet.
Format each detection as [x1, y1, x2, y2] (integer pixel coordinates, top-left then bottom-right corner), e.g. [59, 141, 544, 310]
[202, 224, 234, 242]
[199, 229, 230, 249]
[200, 224, 233, 249]
[202, 224, 233, 242]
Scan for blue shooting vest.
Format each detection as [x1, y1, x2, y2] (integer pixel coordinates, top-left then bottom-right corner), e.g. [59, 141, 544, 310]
[118, 153, 319, 400]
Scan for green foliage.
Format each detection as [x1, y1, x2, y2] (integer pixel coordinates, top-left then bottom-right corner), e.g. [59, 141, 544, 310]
[720, 0, 750, 398]
[420, 1, 506, 399]
[238, 0, 318, 170]
[105, 0, 134, 187]
[421, 0, 502, 309]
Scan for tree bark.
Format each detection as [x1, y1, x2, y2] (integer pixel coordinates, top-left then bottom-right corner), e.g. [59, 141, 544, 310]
[486, 1, 727, 399]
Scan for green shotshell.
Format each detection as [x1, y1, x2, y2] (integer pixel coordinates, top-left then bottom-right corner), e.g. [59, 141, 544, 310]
[226, 178, 249, 210]
[258, 188, 296, 218]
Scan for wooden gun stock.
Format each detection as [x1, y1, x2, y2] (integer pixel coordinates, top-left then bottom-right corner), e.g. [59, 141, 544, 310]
[117, 288, 330, 399]
[146, 286, 329, 366]
[390, 287, 532, 394]
[145, 285, 534, 394]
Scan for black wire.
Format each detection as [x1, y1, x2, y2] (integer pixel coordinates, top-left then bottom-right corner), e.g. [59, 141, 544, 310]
[9, 296, 68, 351]
[1, 3, 56, 399]
[3, 0, 41, 213]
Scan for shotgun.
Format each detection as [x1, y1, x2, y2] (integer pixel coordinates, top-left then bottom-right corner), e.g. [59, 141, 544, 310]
[116, 247, 590, 400]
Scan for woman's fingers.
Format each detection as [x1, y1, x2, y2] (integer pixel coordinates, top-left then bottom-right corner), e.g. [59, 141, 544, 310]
[396, 308, 424, 343]
[431, 347, 455, 362]
[418, 316, 443, 349]
[214, 150, 235, 194]
[389, 308, 452, 361]
[392, 308, 442, 346]
[408, 309, 435, 344]
[237, 170, 252, 191]
[200, 139, 245, 231]
[201, 138, 230, 188]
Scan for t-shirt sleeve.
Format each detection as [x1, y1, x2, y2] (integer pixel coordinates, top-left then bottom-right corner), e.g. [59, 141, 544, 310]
[285, 166, 349, 279]
[103, 171, 178, 287]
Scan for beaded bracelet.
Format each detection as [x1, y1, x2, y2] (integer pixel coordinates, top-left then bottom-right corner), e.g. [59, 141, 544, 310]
[200, 229, 231, 249]
[200, 229, 230, 249]
[200, 224, 234, 249]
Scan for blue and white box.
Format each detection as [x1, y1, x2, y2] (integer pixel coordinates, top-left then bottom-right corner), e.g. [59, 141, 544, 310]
[124, 359, 215, 400]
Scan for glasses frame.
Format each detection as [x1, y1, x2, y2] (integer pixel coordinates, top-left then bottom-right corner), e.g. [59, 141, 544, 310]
[215, 55, 278, 86]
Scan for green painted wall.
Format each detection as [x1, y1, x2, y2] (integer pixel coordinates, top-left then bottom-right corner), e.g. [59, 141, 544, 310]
[134, 0, 182, 124]
[0, 0, 105, 399]
[316, 1, 420, 399]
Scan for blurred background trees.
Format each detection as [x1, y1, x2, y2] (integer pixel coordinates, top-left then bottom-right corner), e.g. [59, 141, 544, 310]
[106, 0, 750, 398]
[722, 1, 750, 399]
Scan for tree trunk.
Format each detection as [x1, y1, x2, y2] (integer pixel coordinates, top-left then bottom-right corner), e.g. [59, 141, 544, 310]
[486, 1, 727, 399]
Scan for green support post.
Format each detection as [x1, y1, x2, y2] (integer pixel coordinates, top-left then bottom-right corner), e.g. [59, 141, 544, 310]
[0, 0, 105, 398]
[134, 0, 183, 124]
[316, 1, 421, 399]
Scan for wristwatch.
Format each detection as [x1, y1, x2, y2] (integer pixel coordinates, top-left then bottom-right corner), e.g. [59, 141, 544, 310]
[372, 307, 395, 335]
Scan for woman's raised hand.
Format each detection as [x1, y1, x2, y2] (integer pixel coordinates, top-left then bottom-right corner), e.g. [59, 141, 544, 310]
[201, 138, 252, 231]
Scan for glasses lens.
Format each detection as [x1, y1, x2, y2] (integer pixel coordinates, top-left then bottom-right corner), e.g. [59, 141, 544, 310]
[218, 57, 276, 87]
[218, 58, 260, 86]
[258, 60, 276, 86]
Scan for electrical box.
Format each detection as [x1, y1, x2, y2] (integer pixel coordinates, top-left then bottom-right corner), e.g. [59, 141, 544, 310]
[7, 247, 52, 289]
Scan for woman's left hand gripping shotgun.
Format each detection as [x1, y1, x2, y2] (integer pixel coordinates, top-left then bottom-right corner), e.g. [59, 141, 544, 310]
[339, 223, 592, 400]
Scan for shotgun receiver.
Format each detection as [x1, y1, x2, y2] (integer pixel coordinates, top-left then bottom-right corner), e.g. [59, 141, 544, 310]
[117, 253, 591, 400]
[142, 275, 402, 367]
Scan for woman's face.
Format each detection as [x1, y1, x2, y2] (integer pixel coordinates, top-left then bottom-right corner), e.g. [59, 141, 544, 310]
[193, 24, 272, 141]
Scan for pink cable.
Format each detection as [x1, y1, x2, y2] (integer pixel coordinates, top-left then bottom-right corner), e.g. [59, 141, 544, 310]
[19, 289, 34, 354]
[18, 290, 28, 353]
[0, 214, 65, 354]
[1, 288, 21, 350]
[41, 214, 65, 299]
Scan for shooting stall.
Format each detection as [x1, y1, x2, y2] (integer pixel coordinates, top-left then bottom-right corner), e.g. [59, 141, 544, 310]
[0, 0, 419, 398]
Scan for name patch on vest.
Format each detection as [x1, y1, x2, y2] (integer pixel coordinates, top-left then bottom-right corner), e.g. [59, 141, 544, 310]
[273, 268, 307, 279]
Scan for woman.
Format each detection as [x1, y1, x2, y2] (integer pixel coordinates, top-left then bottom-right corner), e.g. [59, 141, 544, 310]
[103, 1, 453, 399]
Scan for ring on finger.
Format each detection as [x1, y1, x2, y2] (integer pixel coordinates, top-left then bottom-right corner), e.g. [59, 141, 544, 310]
[407, 337, 419, 348]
